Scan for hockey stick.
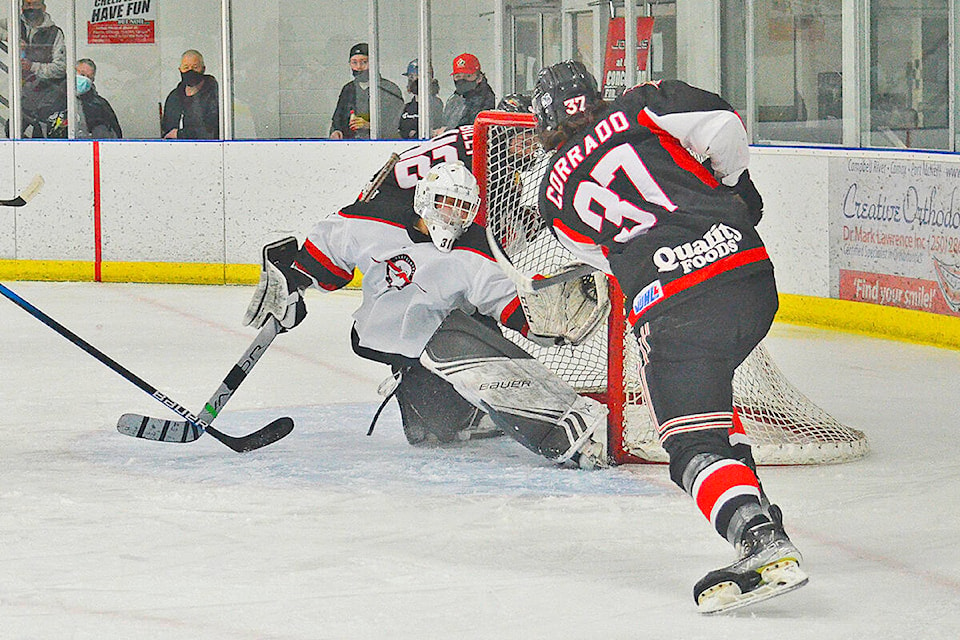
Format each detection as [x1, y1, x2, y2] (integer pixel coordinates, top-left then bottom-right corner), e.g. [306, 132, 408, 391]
[485, 224, 596, 293]
[359, 152, 399, 202]
[116, 318, 291, 451]
[1, 174, 44, 207]
[0, 282, 292, 453]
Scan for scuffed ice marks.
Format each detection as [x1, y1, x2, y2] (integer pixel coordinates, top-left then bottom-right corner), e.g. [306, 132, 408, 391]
[83, 402, 666, 497]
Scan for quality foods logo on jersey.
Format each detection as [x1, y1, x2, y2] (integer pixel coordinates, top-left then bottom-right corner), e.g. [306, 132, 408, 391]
[653, 224, 742, 274]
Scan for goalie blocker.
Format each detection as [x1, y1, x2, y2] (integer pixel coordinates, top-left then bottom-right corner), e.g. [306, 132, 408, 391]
[421, 310, 608, 467]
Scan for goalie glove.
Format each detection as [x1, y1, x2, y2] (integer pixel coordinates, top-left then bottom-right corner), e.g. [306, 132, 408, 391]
[520, 271, 610, 347]
[525, 332, 565, 348]
[243, 236, 309, 331]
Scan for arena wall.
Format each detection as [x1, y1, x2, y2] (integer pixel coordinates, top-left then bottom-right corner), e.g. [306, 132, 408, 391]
[1, 140, 958, 348]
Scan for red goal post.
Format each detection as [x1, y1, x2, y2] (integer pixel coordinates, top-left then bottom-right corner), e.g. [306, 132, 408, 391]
[473, 110, 869, 465]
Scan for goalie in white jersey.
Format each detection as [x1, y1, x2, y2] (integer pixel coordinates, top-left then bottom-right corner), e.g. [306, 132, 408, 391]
[243, 158, 608, 468]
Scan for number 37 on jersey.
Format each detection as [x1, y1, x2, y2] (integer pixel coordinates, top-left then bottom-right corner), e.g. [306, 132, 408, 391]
[543, 110, 676, 244]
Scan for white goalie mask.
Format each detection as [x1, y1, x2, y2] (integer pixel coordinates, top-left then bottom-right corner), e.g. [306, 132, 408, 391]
[413, 160, 480, 252]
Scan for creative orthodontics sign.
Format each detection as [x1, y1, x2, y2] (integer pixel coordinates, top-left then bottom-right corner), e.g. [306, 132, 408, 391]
[86, 0, 155, 44]
[830, 155, 960, 316]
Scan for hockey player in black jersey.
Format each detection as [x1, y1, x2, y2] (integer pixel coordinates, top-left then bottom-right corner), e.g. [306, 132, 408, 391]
[242, 155, 608, 469]
[531, 60, 807, 613]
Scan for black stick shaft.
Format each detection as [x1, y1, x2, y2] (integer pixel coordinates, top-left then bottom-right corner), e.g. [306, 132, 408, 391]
[0, 282, 207, 429]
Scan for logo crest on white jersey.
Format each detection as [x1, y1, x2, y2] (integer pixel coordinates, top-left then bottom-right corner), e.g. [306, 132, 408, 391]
[383, 254, 417, 290]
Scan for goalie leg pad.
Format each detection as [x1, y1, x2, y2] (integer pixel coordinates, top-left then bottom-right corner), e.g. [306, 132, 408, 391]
[421, 310, 607, 462]
[394, 363, 497, 445]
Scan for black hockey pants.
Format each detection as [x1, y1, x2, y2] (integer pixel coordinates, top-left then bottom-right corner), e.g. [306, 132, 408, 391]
[635, 272, 779, 490]
[351, 325, 484, 444]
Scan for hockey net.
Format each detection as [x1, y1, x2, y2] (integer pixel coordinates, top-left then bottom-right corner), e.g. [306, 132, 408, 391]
[473, 110, 869, 465]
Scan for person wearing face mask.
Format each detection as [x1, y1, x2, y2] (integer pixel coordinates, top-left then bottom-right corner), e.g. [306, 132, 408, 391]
[74, 58, 122, 139]
[14, 0, 67, 137]
[397, 59, 443, 140]
[434, 53, 495, 135]
[329, 42, 404, 140]
[161, 50, 219, 140]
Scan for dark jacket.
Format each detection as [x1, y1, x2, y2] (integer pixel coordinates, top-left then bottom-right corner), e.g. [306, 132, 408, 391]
[161, 75, 219, 139]
[439, 77, 496, 130]
[78, 87, 122, 138]
[330, 76, 404, 139]
[398, 92, 444, 139]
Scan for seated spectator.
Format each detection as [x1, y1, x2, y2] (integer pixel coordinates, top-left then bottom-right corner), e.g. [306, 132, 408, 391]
[161, 50, 219, 139]
[329, 42, 404, 140]
[74, 58, 122, 139]
[398, 58, 443, 139]
[435, 53, 495, 135]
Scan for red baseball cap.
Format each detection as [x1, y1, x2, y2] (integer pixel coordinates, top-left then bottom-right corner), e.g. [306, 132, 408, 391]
[451, 53, 481, 75]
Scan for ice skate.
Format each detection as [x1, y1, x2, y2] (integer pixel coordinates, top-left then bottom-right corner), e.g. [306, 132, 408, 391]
[694, 513, 808, 614]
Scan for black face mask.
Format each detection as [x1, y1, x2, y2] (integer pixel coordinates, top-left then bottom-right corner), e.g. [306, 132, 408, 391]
[22, 8, 43, 21]
[406, 78, 418, 95]
[454, 79, 478, 95]
[352, 69, 369, 83]
[181, 69, 204, 87]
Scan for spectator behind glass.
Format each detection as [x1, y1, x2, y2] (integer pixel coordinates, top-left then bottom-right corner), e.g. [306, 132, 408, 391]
[329, 42, 404, 140]
[398, 58, 443, 139]
[434, 53, 495, 135]
[75, 58, 122, 139]
[161, 50, 219, 139]
[18, 0, 67, 137]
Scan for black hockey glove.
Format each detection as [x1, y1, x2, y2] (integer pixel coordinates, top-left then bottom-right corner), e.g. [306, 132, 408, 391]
[729, 169, 764, 226]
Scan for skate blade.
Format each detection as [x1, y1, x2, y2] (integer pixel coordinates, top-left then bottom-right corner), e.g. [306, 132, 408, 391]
[697, 560, 808, 615]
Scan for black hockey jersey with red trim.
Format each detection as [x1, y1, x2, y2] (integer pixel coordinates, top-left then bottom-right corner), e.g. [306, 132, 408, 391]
[536, 80, 773, 325]
[360, 125, 475, 209]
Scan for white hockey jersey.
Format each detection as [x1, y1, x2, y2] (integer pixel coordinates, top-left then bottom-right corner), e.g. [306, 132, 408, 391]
[297, 206, 528, 359]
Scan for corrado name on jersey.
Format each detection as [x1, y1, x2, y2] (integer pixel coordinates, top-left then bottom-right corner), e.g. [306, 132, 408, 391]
[654, 223, 742, 275]
[544, 111, 632, 209]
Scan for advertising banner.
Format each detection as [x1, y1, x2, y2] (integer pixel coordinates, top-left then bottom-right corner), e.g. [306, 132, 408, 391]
[601, 17, 655, 100]
[86, 0, 156, 44]
[829, 156, 960, 316]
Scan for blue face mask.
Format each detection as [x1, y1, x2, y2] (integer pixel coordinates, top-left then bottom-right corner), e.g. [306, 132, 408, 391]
[76, 75, 92, 95]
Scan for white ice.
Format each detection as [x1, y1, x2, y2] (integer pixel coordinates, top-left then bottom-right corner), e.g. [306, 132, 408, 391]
[2, 281, 959, 639]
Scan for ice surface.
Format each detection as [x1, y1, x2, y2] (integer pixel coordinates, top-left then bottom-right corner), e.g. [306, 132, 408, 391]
[2, 282, 959, 639]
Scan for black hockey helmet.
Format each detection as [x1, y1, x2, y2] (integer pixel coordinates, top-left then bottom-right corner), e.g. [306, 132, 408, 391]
[532, 60, 600, 135]
[496, 93, 533, 114]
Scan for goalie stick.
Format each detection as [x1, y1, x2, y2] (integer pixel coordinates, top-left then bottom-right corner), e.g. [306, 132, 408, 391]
[1, 174, 44, 207]
[0, 282, 292, 453]
[359, 152, 400, 202]
[116, 317, 289, 450]
[484, 223, 596, 293]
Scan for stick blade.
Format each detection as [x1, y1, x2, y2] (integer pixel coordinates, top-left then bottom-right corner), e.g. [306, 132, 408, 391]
[117, 413, 202, 442]
[0, 174, 44, 207]
[19, 174, 44, 203]
[208, 417, 294, 452]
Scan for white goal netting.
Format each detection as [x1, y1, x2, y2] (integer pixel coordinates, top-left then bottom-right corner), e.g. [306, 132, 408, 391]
[476, 111, 869, 465]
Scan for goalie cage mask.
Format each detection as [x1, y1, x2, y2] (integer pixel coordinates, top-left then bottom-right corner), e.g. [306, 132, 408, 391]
[414, 160, 480, 252]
